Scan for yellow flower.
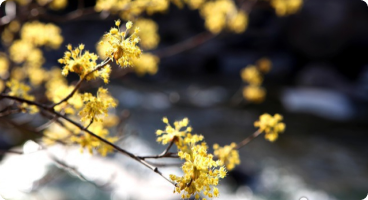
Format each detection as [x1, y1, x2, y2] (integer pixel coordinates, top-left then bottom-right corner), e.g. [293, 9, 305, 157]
[134, 18, 160, 50]
[132, 53, 159, 76]
[200, 0, 248, 34]
[271, 0, 303, 16]
[228, 11, 248, 34]
[156, 117, 192, 146]
[36, 0, 68, 10]
[240, 65, 263, 86]
[185, 0, 206, 10]
[21, 21, 63, 49]
[100, 20, 142, 67]
[242, 85, 266, 103]
[9, 40, 34, 64]
[171, 140, 226, 199]
[157, 117, 227, 199]
[58, 44, 110, 82]
[254, 113, 286, 142]
[79, 87, 117, 123]
[213, 143, 240, 171]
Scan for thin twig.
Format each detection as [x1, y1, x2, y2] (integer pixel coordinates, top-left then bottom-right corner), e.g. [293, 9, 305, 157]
[145, 160, 183, 168]
[139, 140, 178, 159]
[236, 130, 262, 150]
[0, 108, 21, 117]
[85, 119, 94, 130]
[35, 114, 59, 132]
[154, 31, 215, 58]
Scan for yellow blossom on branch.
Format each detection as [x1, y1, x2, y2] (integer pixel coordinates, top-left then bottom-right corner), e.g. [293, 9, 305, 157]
[271, 0, 303, 16]
[58, 44, 111, 83]
[240, 65, 263, 86]
[134, 18, 160, 50]
[185, 0, 206, 10]
[100, 20, 142, 67]
[213, 142, 240, 171]
[156, 117, 227, 199]
[79, 87, 117, 123]
[9, 40, 36, 64]
[200, 0, 248, 34]
[156, 117, 192, 146]
[37, 0, 68, 10]
[132, 53, 159, 76]
[21, 21, 63, 49]
[242, 85, 266, 103]
[171, 138, 226, 199]
[254, 113, 286, 142]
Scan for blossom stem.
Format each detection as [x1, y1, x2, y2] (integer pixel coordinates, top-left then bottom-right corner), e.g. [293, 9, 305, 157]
[236, 129, 262, 150]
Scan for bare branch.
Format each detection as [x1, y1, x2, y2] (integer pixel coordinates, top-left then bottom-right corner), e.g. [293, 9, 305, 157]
[236, 130, 262, 150]
[0, 94, 176, 186]
[154, 31, 215, 58]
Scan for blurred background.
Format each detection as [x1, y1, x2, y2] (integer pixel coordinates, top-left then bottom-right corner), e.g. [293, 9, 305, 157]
[1, 0, 368, 199]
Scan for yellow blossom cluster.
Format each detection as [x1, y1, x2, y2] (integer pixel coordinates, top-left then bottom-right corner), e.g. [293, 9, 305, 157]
[134, 18, 160, 50]
[95, 0, 248, 34]
[58, 44, 98, 80]
[213, 142, 240, 171]
[200, 0, 248, 34]
[156, 117, 192, 146]
[185, 0, 206, 10]
[37, 0, 68, 10]
[95, 0, 170, 18]
[10, 0, 68, 10]
[254, 113, 286, 142]
[58, 44, 112, 83]
[6, 21, 63, 86]
[79, 88, 117, 123]
[271, 0, 303, 16]
[156, 117, 227, 199]
[21, 21, 63, 49]
[132, 53, 159, 76]
[100, 20, 142, 67]
[5, 79, 39, 113]
[240, 58, 272, 103]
